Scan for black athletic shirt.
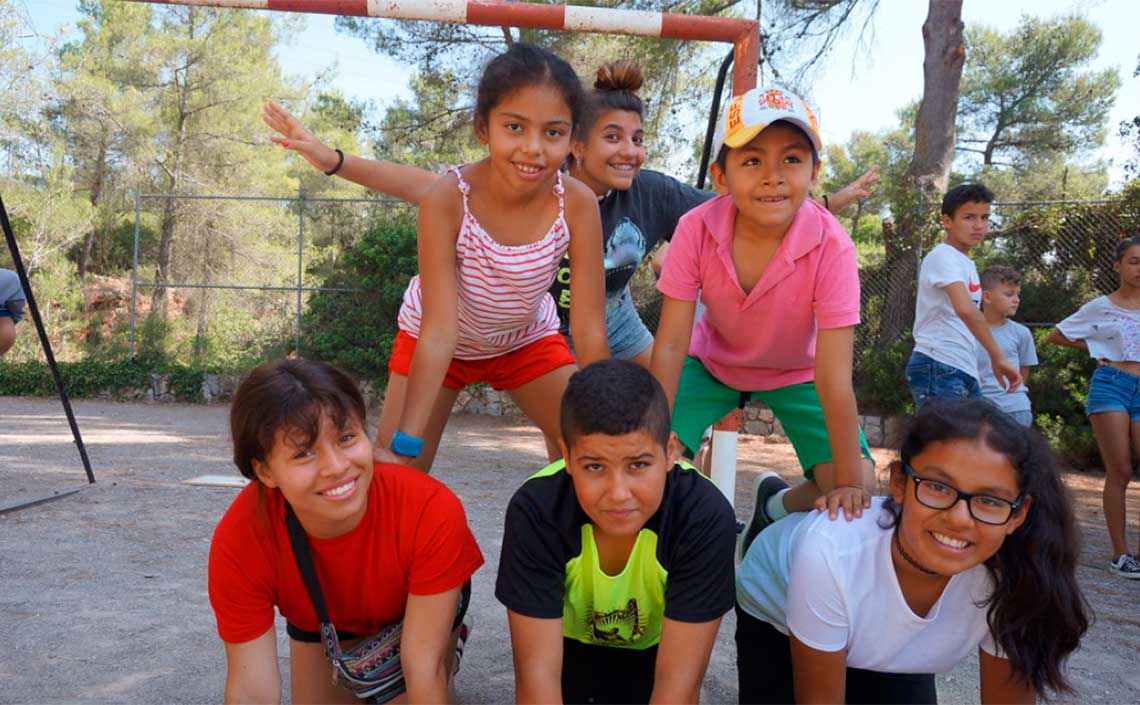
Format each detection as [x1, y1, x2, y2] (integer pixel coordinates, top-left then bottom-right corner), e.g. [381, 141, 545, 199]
[495, 459, 736, 650]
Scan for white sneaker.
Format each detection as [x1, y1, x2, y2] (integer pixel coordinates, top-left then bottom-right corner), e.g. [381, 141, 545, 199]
[1109, 553, 1140, 579]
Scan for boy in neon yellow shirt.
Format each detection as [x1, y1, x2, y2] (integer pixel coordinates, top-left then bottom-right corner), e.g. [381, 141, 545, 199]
[496, 359, 736, 704]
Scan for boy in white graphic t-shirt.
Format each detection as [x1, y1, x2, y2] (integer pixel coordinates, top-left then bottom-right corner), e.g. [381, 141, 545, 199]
[906, 184, 1021, 408]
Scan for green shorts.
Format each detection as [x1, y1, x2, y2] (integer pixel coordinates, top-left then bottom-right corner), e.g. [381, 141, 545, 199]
[672, 356, 871, 480]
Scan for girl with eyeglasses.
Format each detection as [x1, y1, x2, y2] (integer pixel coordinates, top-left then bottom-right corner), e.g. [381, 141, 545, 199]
[734, 399, 1088, 704]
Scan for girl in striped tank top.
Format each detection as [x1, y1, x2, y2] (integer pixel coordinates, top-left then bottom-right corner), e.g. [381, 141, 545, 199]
[375, 43, 609, 472]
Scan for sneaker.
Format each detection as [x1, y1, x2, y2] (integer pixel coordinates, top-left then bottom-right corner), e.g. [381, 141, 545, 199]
[1109, 553, 1140, 579]
[739, 472, 790, 560]
[453, 615, 473, 675]
[735, 519, 746, 535]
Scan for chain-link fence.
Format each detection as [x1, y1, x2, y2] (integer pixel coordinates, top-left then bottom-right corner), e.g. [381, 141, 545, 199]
[128, 190, 412, 367]
[126, 192, 1135, 385]
[629, 197, 1137, 380]
[857, 197, 1135, 360]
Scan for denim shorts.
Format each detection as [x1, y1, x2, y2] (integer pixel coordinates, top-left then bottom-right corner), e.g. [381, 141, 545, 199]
[1006, 409, 1034, 427]
[603, 286, 654, 360]
[1086, 365, 1140, 420]
[906, 351, 982, 409]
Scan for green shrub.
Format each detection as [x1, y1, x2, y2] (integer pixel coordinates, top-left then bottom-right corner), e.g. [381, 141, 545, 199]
[302, 216, 418, 383]
[0, 356, 215, 402]
[854, 333, 915, 417]
[1027, 327, 1100, 469]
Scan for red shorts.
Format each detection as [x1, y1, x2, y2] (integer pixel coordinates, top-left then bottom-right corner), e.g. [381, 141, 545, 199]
[387, 331, 577, 391]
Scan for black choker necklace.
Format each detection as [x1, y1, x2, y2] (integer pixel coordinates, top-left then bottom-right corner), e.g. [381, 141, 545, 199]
[893, 529, 940, 576]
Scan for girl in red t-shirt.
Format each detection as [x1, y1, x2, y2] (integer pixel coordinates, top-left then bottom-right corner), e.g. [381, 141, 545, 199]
[208, 359, 483, 704]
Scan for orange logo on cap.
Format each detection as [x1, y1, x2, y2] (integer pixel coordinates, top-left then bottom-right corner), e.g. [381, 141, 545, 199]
[762, 90, 791, 111]
[804, 103, 819, 136]
[726, 99, 743, 134]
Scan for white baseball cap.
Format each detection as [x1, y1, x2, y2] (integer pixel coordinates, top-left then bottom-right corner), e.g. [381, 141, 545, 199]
[712, 87, 822, 158]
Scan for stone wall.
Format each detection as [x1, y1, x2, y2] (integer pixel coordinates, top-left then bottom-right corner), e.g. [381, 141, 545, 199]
[102, 379, 902, 447]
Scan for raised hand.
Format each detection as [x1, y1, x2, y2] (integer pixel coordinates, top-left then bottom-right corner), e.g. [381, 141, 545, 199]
[263, 102, 340, 173]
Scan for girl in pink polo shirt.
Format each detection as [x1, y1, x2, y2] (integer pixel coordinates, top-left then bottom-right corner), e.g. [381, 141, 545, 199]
[651, 87, 874, 545]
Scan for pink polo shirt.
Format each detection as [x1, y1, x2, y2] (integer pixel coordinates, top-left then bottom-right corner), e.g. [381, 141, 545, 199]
[657, 194, 860, 391]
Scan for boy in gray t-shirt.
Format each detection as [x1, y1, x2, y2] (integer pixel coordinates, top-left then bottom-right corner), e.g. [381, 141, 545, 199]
[0, 268, 26, 356]
[975, 265, 1038, 426]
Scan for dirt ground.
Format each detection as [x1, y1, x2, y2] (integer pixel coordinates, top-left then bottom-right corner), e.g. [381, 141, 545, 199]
[1, 396, 1138, 704]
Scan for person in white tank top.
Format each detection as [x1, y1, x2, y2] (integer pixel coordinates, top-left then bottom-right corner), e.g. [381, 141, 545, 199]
[374, 44, 609, 473]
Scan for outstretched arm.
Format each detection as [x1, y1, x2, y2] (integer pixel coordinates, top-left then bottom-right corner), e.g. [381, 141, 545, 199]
[1046, 327, 1088, 351]
[813, 326, 871, 519]
[818, 165, 879, 215]
[263, 102, 439, 204]
[945, 282, 1021, 391]
[388, 180, 463, 452]
[650, 296, 696, 410]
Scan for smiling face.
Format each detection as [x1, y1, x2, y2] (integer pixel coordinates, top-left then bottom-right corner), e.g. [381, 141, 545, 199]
[561, 430, 676, 541]
[474, 82, 574, 194]
[941, 200, 991, 253]
[983, 282, 1021, 318]
[571, 108, 645, 195]
[253, 409, 374, 539]
[710, 122, 819, 238]
[890, 438, 1030, 579]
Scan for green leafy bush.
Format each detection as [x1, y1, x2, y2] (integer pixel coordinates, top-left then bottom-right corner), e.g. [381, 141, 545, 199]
[854, 333, 915, 417]
[0, 355, 204, 401]
[1027, 327, 1100, 469]
[302, 216, 418, 384]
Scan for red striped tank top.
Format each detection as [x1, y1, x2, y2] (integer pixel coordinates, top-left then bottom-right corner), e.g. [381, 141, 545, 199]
[397, 166, 570, 359]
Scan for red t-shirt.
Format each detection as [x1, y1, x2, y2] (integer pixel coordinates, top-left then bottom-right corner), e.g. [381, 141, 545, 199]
[208, 463, 484, 644]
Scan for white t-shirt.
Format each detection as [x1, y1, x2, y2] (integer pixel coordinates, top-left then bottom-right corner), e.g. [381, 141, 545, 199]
[1057, 296, 1140, 362]
[913, 243, 983, 378]
[974, 321, 1038, 413]
[736, 498, 999, 674]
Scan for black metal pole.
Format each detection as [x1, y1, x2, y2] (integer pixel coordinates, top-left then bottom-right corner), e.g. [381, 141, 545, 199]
[697, 49, 736, 191]
[0, 194, 95, 484]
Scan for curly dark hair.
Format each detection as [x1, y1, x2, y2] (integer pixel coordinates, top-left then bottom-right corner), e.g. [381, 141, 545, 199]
[560, 359, 671, 450]
[880, 399, 1089, 698]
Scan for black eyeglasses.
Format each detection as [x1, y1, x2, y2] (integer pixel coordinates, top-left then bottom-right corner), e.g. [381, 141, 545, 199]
[902, 463, 1024, 526]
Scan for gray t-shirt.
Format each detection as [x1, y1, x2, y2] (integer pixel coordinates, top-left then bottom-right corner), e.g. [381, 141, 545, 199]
[974, 320, 1037, 413]
[0, 268, 26, 324]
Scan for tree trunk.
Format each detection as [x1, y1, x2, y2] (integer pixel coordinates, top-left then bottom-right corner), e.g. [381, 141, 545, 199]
[151, 36, 193, 319]
[151, 122, 184, 318]
[881, 0, 965, 344]
[77, 139, 109, 279]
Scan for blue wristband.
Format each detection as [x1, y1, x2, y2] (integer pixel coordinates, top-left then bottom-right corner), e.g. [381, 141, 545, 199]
[390, 431, 424, 458]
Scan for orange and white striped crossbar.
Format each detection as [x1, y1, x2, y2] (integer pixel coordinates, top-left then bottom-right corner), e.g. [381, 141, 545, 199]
[122, 0, 759, 95]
